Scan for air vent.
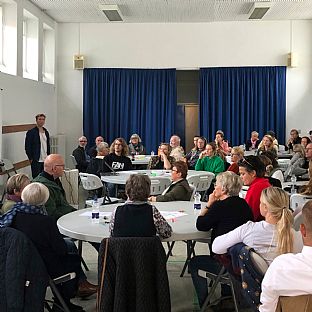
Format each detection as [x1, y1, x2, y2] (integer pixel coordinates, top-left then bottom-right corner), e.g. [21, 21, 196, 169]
[249, 2, 270, 20]
[99, 4, 123, 22]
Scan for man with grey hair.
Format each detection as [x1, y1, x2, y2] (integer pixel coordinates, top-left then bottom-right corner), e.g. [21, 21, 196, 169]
[170, 134, 185, 161]
[260, 200, 312, 312]
[88, 135, 104, 158]
[72, 136, 90, 172]
[189, 171, 253, 308]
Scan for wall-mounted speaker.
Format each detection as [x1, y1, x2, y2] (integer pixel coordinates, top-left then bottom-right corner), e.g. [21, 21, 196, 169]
[287, 52, 298, 68]
[73, 55, 85, 70]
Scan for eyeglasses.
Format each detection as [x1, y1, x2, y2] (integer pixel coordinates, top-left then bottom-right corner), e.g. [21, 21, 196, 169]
[79, 140, 87, 143]
[172, 169, 178, 173]
[55, 164, 65, 168]
[115, 143, 122, 146]
[231, 153, 239, 157]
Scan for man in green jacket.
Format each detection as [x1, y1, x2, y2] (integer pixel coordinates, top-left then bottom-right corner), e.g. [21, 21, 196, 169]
[33, 154, 75, 221]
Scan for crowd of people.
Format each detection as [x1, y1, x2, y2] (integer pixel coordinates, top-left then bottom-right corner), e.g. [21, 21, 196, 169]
[1, 113, 312, 311]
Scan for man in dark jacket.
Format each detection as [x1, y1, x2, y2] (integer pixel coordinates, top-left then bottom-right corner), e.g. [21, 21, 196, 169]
[33, 154, 75, 221]
[25, 113, 50, 178]
[72, 136, 90, 172]
[149, 161, 193, 202]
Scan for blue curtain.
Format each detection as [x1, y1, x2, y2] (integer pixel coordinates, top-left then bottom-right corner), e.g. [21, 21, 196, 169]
[199, 66, 286, 146]
[83, 68, 176, 153]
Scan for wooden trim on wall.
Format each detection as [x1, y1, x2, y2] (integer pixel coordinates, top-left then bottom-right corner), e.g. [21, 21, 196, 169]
[0, 159, 30, 175]
[2, 124, 36, 134]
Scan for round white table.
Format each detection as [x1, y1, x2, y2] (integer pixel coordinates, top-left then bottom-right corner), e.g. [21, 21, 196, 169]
[100, 169, 209, 185]
[57, 201, 210, 243]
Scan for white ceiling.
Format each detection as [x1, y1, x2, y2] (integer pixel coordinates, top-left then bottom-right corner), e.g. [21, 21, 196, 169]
[29, 0, 312, 23]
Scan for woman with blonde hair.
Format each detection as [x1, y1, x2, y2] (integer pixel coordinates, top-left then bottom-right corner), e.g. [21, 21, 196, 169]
[1, 173, 30, 214]
[227, 146, 244, 175]
[212, 186, 303, 264]
[258, 135, 278, 156]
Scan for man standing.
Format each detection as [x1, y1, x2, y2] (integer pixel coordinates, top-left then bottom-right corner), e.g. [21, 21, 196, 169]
[260, 200, 312, 312]
[33, 154, 75, 221]
[72, 136, 90, 172]
[25, 113, 50, 178]
[170, 135, 185, 161]
[88, 136, 104, 158]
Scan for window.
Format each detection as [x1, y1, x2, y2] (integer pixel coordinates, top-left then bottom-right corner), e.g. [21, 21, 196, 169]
[22, 9, 38, 80]
[42, 23, 55, 84]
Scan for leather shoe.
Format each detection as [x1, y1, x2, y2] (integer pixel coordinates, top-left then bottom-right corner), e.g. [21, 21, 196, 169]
[51, 301, 84, 312]
[76, 280, 98, 298]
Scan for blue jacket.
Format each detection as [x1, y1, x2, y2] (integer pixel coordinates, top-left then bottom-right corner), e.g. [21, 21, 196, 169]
[25, 126, 50, 161]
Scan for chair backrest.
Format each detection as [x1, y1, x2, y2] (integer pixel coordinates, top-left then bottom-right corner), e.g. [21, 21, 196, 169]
[79, 173, 103, 191]
[70, 155, 78, 167]
[1, 159, 17, 177]
[290, 194, 312, 216]
[189, 184, 196, 201]
[0, 227, 48, 311]
[250, 250, 269, 275]
[293, 212, 303, 231]
[150, 176, 171, 196]
[276, 295, 312, 312]
[98, 236, 171, 312]
[187, 173, 215, 192]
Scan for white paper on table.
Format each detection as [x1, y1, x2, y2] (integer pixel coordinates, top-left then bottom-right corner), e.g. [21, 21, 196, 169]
[79, 211, 112, 218]
[159, 211, 188, 220]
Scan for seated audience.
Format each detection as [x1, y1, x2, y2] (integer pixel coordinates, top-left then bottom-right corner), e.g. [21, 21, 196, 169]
[286, 128, 302, 151]
[301, 136, 311, 149]
[148, 143, 175, 170]
[185, 136, 207, 170]
[72, 136, 90, 172]
[287, 143, 312, 180]
[2, 183, 97, 309]
[284, 144, 306, 180]
[212, 186, 303, 265]
[258, 135, 278, 156]
[238, 155, 271, 221]
[259, 155, 282, 188]
[86, 142, 110, 176]
[190, 172, 253, 308]
[149, 161, 193, 202]
[260, 200, 312, 312]
[33, 154, 75, 221]
[227, 146, 244, 175]
[298, 162, 312, 195]
[128, 133, 146, 155]
[103, 138, 133, 197]
[169, 135, 185, 161]
[109, 174, 172, 239]
[215, 130, 230, 157]
[245, 131, 260, 150]
[266, 130, 279, 148]
[1, 174, 30, 214]
[195, 142, 225, 176]
[88, 136, 104, 158]
[261, 150, 284, 184]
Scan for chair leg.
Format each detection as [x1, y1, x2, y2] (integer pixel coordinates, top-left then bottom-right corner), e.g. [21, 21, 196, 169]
[200, 267, 226, 312]
[78, 240, 89, 271]
[49, 279, 71, 312]
[229, 275, 239, 312]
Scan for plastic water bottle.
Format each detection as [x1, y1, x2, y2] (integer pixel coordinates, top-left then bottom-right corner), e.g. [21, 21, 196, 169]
[193, 192, 201, 214]
[290, 175, 297, 195]
[92, 196, 100, 224]
[151, 150, 155, 156]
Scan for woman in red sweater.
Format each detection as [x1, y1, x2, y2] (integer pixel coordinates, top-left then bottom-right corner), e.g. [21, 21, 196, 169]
[238, 155, 271, 221]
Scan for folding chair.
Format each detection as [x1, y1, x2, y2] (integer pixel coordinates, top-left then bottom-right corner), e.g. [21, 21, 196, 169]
[150, 176, 171, 195]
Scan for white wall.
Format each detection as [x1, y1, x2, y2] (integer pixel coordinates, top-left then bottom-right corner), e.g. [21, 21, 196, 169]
[1, 71, 57, 177]
[57, 21, 312, 160]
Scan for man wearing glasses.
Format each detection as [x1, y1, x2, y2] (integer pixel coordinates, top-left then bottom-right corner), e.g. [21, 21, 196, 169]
[72, 136, 90, 172]
[33, 154, 75, 221]
[291, 143, 312, 180]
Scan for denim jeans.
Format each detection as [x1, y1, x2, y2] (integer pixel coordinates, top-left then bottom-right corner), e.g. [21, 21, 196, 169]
[189, 255, 230, 307]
